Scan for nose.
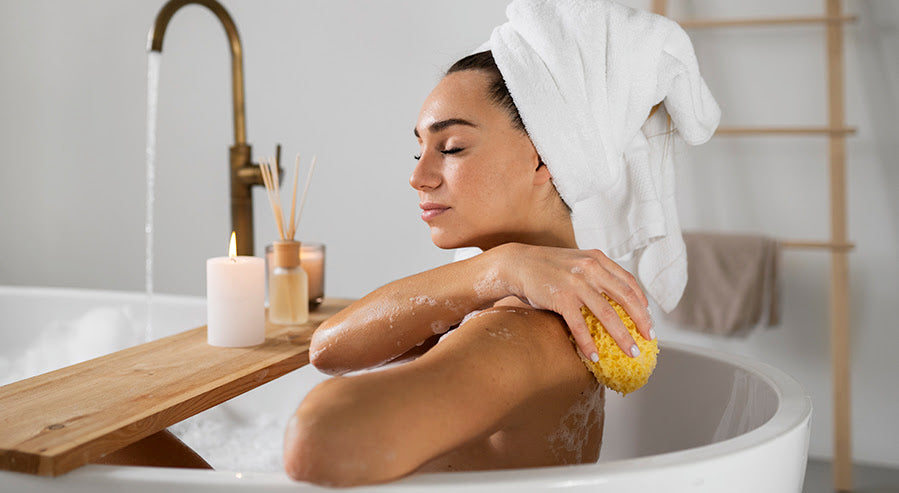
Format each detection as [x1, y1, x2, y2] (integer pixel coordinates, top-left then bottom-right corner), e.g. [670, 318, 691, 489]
[409, 151, 442, 191]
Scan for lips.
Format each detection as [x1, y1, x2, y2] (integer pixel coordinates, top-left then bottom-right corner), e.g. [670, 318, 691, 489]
[419, 202, 450, 222]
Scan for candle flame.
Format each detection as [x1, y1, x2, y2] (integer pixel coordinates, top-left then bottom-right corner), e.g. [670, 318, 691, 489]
[229, 231, 237, 258]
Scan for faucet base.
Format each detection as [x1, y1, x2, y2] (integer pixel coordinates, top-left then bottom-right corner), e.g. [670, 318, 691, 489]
[231, 144, 255, 256]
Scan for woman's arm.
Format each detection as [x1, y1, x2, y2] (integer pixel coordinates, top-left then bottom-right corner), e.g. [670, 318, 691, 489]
[310, 247, 509, 374]
[312, 243, 654, 375]
[285, 305, 597, 486]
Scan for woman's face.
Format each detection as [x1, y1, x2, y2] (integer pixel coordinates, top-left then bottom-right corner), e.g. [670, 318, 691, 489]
[412, 70, 546, 250]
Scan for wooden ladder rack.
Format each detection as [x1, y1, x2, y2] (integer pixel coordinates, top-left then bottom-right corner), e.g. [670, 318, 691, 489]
[652, 1, 855, 491]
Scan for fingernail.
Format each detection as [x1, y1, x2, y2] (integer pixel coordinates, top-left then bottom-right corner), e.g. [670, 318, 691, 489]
[630, 344, 640, 358]
[590, 352, 599, 363]
[649, 328, 657, 340]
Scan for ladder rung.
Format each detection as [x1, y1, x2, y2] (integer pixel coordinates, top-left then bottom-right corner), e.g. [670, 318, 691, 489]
[680, 15, 857, 29]
[780, 240, 854, 251]
[715, 126, 857, 136]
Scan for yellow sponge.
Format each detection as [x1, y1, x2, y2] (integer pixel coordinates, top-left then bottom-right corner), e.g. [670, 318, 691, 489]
[578, 294, 659, 395]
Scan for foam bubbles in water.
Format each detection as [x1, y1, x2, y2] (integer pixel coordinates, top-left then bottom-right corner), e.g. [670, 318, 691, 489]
[1, 306, 139, 387]
[170, 407, 285, 472]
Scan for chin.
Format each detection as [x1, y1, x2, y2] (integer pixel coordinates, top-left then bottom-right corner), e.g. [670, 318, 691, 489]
[430, 234, 465, 250]
[430, 228, 507, 252]
[428, 227, 473, 250]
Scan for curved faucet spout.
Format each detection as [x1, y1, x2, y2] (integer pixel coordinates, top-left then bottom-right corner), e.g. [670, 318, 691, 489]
[147, 0, 246, 146]
[147, 0, 275, 256]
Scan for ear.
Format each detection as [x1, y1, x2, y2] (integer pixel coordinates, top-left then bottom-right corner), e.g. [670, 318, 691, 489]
[533, 159, 552, 186]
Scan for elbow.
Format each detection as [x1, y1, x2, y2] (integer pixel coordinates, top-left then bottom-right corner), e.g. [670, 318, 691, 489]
[283, 380, 411, 487]
[309, 323, 348, 375]
[284, 418, 347, 486]
[283, 381, 348, 485]
[283, 423, 383, 487]
[283, 413, 320, 484]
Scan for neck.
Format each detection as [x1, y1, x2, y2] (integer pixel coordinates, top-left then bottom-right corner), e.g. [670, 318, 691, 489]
[477, 213, 577, 251]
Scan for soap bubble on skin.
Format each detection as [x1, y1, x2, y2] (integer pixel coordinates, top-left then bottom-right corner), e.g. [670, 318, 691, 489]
[459, 309, 485, 327]
[473, 272, 496, 298]
[431, 320, 451, 335]
[434, 309, 484, 345]
[309, 344, 325, 362]
[474, 271, 514, 300]
[525, 297, 546, 310]
[487, 327, 513, 340]
[310, 323, 345, 360]
[571, 266, 585, 275]
[547, 384, 604, 464]
[442, 299, 455, 310]
[411, 295, 437, 306]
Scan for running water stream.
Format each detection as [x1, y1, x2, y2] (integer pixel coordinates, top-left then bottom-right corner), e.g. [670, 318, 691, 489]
[144, 52, 162, 343]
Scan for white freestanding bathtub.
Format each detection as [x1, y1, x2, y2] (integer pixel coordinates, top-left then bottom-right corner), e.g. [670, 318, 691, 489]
[0, 286, 812, 492]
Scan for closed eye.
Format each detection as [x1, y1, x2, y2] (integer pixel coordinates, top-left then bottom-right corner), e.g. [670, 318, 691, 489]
[414, 148, 463, 161]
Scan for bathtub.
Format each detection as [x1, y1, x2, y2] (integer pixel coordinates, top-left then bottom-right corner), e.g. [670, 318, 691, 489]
[0, 286, 812, 492]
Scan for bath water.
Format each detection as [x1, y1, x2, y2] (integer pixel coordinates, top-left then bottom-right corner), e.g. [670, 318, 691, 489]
[144, 52, 161, 343]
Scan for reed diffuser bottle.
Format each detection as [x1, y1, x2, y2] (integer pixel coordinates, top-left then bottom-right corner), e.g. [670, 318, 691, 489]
[259, 153, 317, 327]
[269, 240, 308, 325]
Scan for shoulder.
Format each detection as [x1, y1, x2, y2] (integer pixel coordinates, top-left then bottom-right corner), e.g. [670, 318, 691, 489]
[428, 304, 593, 393]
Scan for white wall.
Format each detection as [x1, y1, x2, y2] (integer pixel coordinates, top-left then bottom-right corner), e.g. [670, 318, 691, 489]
[0, 0, 896, 468]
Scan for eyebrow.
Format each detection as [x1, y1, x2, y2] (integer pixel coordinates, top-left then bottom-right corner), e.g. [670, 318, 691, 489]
[413, 118, 478, 138]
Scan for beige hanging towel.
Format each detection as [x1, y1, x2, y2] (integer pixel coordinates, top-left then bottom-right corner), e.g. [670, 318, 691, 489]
[666, 232, 781, 336]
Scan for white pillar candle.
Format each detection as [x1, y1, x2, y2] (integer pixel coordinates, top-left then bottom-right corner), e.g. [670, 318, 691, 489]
[206, 233, 265, 347]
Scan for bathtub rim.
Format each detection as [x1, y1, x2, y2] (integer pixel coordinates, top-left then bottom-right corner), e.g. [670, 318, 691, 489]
[0, 284, 206, 308]
[0, 286, 812, 488]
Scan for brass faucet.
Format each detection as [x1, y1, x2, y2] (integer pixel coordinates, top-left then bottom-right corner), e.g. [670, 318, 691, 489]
[148, 0, 279, 256]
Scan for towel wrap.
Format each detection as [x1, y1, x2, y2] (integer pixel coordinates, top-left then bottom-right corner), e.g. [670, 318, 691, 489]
[480, 0, 721, 311]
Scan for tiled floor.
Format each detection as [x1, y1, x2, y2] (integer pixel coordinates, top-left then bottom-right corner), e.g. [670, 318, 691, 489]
[803, 459, 899, 493]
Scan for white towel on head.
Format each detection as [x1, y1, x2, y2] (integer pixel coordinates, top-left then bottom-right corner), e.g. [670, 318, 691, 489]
[481, 0, 720, 312]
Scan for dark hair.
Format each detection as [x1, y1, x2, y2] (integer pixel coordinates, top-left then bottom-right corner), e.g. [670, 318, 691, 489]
[447, 51, 526, 133]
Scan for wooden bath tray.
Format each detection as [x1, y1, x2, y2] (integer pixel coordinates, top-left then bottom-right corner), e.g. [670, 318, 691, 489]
[0, 298, 351, 477]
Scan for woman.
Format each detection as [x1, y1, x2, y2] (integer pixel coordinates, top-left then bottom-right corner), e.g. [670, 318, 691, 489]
[98, 0, 717, 478]
[282, 51, 654, 487]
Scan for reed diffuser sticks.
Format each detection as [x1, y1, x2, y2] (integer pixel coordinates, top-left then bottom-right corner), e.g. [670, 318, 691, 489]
[262, 153, 317, 327]
[259, 154, 317, 241]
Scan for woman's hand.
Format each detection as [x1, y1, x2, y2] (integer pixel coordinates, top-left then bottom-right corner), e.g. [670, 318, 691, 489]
[491, 243, 654, 361]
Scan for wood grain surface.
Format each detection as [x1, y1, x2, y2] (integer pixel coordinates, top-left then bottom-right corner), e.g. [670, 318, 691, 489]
[0, 298, 351, 476]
